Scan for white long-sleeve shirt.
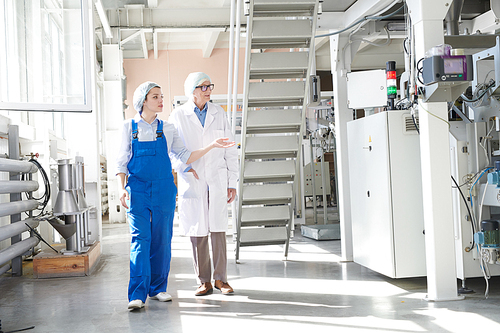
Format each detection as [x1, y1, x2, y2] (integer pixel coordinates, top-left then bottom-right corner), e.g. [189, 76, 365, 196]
[115, 113, 191, 175]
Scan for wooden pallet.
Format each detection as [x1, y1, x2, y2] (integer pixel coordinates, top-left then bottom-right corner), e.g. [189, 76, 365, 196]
[33, 241, 101, 278]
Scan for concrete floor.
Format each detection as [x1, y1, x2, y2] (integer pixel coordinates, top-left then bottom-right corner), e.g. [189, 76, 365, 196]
[2, 214, 500, 333]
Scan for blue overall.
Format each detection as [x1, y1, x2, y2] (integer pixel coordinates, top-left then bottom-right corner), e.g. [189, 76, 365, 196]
[126, 119, 177, 302]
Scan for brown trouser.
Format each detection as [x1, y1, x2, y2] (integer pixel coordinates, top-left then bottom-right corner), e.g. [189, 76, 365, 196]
[190, 232, 227, 284]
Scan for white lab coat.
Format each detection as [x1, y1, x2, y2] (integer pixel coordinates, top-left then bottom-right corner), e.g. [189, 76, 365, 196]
[169, 99, 238, 236]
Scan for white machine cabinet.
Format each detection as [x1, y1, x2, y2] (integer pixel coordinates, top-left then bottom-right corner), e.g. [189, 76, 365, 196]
[347, 111, 426, 278]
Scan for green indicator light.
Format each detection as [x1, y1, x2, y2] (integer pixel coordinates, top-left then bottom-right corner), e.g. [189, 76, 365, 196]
[387, 86, 397, 95]
[459, 74, 463, 77]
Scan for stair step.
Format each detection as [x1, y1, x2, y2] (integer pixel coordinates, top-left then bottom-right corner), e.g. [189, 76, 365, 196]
[241, 205, 290, 226]
[247, 109, 301, 134]
[248, 81, 305, 107]
[250, 52, 308, 79]
[239, 226, 288, 246]
[253, 0, 316, 17]
[245, 135, 298, 159]
[244, 160, 295, 183]
[242, 183, 293, 205]
[251, 19, 312, 49]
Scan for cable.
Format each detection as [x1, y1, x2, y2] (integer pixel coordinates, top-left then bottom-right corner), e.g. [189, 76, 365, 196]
[461, 80, 496, 103]
[479, 119, 495, 167]
[451, 175, 475, 248]
[26, 159, 51, 217]
[469, 167, 492, 212]
[315, 3, 405, 38]
[417, 103, 450, 128]
[478, 244, 490, 299]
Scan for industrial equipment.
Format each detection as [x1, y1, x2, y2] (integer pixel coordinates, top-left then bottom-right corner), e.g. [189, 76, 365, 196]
[422, 55, 473, 85]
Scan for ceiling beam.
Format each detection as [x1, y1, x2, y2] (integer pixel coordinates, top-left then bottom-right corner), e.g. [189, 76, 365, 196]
[202, 31, 221, 58]
[119, 30, 141, 46]
[344, 0, 397, 28]
[95, 0, 113, 38]
[141, 30, 148, 59]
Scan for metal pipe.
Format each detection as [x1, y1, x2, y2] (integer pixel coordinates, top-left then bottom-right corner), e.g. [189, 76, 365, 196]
[58, 160, 74, 191]
[9, 125, 22, 276]
[0, 263, 11, 275]
[309, 136, 318, 224]
[321, 147, 328, 224]
[0, 181, 39, 194]
[0, 218, 39, 242]
[0, 200, 39, 218]
[0, 236, 39, 267]
[226, 0, 236, 127]
[231, 0, 242, 136]
[445, 0, 464, 36]
[0, 158, 38, 174]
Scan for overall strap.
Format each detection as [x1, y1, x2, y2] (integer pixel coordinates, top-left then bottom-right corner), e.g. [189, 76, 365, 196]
[156, 119, 164, 139]
[131, 119, 139, 141]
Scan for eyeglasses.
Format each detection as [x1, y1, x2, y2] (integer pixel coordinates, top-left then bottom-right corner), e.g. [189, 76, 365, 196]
[195, 84, 214, 92]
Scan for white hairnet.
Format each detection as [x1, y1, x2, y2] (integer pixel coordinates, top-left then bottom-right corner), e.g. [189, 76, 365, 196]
[184, 72, 211, 96]
[133, 81, 160, 113]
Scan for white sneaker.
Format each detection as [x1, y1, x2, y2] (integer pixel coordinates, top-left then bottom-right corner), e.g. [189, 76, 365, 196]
[150, 292, 172, 302]
[128, 299, 144, 310]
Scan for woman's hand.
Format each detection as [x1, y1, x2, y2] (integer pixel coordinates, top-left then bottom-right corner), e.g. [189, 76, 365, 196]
[188, 168, 199, 180]
[211, 137, 235, 149]
[119, 188, 129, 209]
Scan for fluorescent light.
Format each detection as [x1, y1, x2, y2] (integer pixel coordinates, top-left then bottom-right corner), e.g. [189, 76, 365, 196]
[95, 0, 113, 39]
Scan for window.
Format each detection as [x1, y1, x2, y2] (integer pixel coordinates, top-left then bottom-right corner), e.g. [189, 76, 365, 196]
[0, 0, 92, 112]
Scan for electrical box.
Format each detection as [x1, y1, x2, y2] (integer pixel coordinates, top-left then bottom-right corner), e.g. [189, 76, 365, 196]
[347, 69, 387, 109]
[347, 111, 426, 278]
[304, 162, 330, 196]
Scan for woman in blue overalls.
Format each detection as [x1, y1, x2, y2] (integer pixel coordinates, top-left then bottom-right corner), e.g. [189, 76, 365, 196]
[116, 82, 234, 310]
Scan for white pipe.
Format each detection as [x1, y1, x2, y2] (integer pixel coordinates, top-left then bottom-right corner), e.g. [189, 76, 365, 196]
[0, 159, 38, 173]
[0, 236, 40, 267]
[0, 218, 39, 242]
[231, 0, 242, 136]
[0, 200, 39, 218]
[0, 181, 39, 194]
[226, 0, 236, 127]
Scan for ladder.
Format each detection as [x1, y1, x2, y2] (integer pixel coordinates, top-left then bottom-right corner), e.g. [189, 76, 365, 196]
[236, 0, 320, 261]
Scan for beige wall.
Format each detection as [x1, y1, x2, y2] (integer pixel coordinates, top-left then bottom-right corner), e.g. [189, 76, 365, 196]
[123, 48, 245, 120]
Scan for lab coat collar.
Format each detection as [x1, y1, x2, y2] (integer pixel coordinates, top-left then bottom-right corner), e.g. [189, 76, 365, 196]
[184, 99, 217, 130]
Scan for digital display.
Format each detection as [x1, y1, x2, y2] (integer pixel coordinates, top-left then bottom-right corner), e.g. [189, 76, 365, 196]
[444, 58, 464, 74]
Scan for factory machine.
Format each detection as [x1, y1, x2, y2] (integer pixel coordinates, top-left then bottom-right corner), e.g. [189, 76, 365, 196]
[343, 26, 500, 294]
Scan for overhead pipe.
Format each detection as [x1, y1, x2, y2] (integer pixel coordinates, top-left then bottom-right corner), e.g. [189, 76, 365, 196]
[444, 0, 464, 35]
[0, 200, 38, 218]
[0, 218, 39, 242]
[0, 158, 38, 173]
[0, 181, 38, 194]
[0, 236, 39, 267]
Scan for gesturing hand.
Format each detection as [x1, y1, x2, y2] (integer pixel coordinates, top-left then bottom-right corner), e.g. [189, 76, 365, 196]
[212, 137, 235, 148]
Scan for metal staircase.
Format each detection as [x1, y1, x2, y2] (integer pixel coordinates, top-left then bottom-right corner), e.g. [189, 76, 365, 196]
[235, 0, 320, 261]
